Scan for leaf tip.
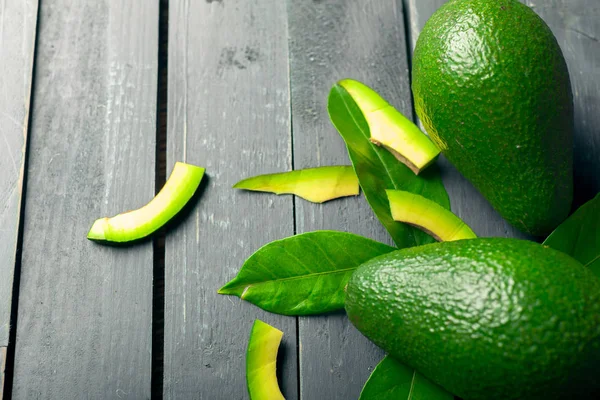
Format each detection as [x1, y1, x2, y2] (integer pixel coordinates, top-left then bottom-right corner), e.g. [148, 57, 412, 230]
[232, 180, 246, 189]
[217, 283, 236, 295]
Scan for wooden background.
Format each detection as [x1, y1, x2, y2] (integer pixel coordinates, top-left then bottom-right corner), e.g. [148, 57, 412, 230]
[0, 0, 598, 398]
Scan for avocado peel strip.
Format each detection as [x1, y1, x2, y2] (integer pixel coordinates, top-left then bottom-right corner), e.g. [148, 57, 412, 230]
[338, 79, 440, 175]
[88, 162, 205, 243]
[247, 320, 285, 400]
[233, 166, 359, 203]
[387, 190, 476, 242]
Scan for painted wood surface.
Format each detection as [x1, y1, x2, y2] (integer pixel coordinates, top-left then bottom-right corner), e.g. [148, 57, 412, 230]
[11, 0, 158, 398]
[0, 0, 38, 348]
[288, 1, 411, 398]
[163, 1, 298, 398]
[1, 347, 6, 399]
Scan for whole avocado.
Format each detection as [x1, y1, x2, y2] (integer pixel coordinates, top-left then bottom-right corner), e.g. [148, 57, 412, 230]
[412, 0, 573, 236]
[345, 238, 600, 400]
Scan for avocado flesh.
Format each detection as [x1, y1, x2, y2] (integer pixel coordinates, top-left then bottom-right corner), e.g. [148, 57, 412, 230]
[233, 166, 358, 203]
[88, 162, 205, 242]
[387, 189, 476, 241]
[412, 0, 573, 236]
[345, 238, 600, 400]
[338, 79, 440, 174]
[246, 320, 285, 400]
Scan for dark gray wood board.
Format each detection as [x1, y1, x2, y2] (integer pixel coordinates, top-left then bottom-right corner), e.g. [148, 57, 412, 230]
[287, 1, 411, 398]
[523, 0, 600, 207]
[163, 1, 298, 398]
[12, 1, 158, 398]
[1, 347, 6, 399]
[406, 0, 528, 240]
[0, 0, 38, 349]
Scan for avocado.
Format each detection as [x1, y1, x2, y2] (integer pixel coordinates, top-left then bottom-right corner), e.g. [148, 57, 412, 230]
[345, 238, 600, 400]
[412, 0, 574, 236]
[233, 166, 359, 203]
[88, 162, 205, 242]
[386, 189, 476, 241]
[246, 320, 285, 400]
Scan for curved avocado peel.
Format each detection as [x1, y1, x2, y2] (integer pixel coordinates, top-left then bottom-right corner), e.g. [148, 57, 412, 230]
[233, 166, 359, 203]
[338, 79, 440, 175]
[387, 190, 476, 241]
[247, 320, 285, 400]
[87, 162, 205, 243]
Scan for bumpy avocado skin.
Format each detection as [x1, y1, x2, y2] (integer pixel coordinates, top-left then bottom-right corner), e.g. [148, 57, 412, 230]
[345, 238, 600, 400]
[412, 0, 573, 236]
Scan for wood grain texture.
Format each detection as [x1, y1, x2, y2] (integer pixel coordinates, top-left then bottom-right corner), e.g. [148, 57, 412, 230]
[287, 1, 414, 398]
[12, 1, 158, 398]
[1, 347, 6, 400]
[163, 1, 297, 398]
[523, 0, 600, 207]
[406, 0, 529, 240]
[0, 0, 38, 347]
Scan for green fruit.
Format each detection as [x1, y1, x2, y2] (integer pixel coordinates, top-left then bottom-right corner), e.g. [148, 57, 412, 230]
[412, 0, 573, 236]
[386, 189, 476, 241]
[345, 238, 600, 400]
[88, 162, 205, 243]
[246, 320, 285, 400]
[233, 166, 358, 203]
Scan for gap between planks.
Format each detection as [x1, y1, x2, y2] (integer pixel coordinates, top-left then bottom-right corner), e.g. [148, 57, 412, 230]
[152, 0, 169, 399]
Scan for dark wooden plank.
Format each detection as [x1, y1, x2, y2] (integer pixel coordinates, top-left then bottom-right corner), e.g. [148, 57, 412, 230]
[0, 347, 6, 399]
[287, 1, 414, 398]
[523, 0, 600, 206]
[0, 0, 38, 349]
[163, 1, 297, 398]
[405, 0, 445, 51]
[12, 1, 158, 398]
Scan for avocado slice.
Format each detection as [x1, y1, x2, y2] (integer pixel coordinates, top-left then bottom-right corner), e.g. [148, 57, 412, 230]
[247, 320, 285, 400]
[233, 166, 358, 203]
[386, 190, 476, 241]
[338, 79, 440, 174]
[346, 238, 600, 400]
[87, 162, 205, 242]
[412, 0, 573, 236]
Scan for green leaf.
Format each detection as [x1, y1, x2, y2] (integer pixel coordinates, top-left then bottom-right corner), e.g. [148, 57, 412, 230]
[359, 356, 453, 400]
[328, 83, 450, 248]
[543, 193, 600, 277]
[219, 231, 395, 315]
[233, 166, 359, 203]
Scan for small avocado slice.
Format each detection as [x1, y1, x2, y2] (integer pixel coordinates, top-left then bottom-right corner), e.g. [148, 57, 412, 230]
[338, 79, 440, 174]
[345, 238, 600, 400]
[386, 190, 476, 241]
[247, 320, 285, 400]
[233, 166, 358, 203]
[87, 162, 205, 242]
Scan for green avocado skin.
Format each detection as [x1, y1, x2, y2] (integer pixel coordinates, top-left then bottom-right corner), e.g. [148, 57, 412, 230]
[412, 0, 573, 236]
[345, 238, 600, 400]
